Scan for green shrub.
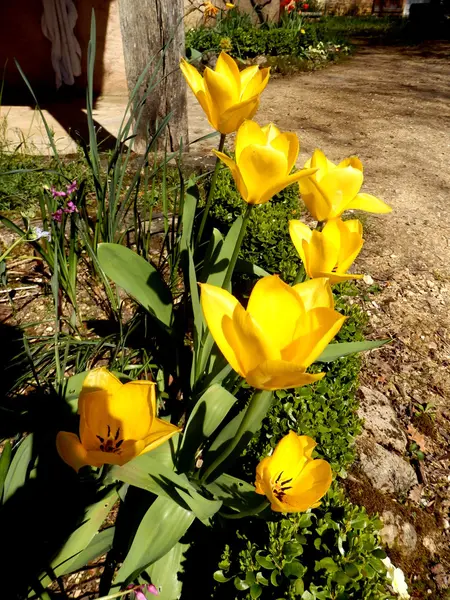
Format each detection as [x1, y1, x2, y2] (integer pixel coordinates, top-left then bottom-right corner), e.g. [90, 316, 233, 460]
[209, 167, 302, 283]
[182, 486, 393, 600]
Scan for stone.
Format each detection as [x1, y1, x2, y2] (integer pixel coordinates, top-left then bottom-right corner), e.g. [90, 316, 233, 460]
[253, 55, 268, 66]
[358, 387, 408, 453]
[202, 51, 219, 69]
[381, 510, 418, 555]
[356, 434, 418, 495]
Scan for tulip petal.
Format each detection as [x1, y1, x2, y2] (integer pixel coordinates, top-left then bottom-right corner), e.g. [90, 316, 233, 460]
[119, 381, 156, 439]
[305, 149, 336, 176]
[215, 51, 241, 93]
[338, 156, 363, 171]
[217, 96, 260, 134]
[315, 271, 363, 284]
[238, 143, 289, 205]
[289, 220, 311, 267]
[267, 431, 317, 482]
[204, 67, 239, 118]
[305, 229, 339, 277]
[200, 283, 242, 375]
[283, 459, 332, 512]
[79, 414, 100, 450]
[246, 276, 305, 350]
[346, 192, 392, 214]
[335, 219, 364, 273]
[299, 174, 333, 222]
[246, 360, 325, 390]
[180, 58, 205, 95]
[319, 167, 364, 218]
[214, 150, 249, 200]
[86, 440, 146, 467]
[142, 417, 181, 453]
[255, 455, 271, 495]
[235, 120, 266, 163]
[284, 308, 346, 366]
[261, 122, 281, 143]
[240, 67, 270, 101]
[79, 368, 122, 412]
[270, 132, 299, 173]
[223, 303, 276, 375]
[260, 167, 318, 206]
[239, 64, 260, 92]
[56, 431, 99, 472]
[292, 277, 334, 311]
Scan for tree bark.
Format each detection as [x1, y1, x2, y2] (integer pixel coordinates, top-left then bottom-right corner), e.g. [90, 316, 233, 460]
[118, 0, 188, 151]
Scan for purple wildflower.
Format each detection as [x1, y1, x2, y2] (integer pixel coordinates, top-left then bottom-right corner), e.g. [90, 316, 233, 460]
[64, 201, 78, 214]
[147, 584, 159, 596]
[51, 186, 66, 198]
[66, 180, 78, 195]
[52, 208, 64, 222]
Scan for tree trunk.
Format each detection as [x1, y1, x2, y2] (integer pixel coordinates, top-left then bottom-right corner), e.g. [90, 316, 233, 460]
[118, 0, 188, 151]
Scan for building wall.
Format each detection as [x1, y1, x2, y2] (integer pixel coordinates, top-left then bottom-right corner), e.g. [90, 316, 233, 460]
[0, 0, 127, 102]
[324, 0, 373, 15]
[185, 0, 280, 29]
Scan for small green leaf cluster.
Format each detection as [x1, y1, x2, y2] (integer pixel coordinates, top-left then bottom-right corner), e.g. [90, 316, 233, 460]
[186, 23, 324, 60]
[208, 167, 303, 283]
[212, 486, 394, 600]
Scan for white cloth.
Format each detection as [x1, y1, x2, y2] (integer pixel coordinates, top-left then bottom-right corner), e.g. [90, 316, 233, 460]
[41, 0, 82, 88]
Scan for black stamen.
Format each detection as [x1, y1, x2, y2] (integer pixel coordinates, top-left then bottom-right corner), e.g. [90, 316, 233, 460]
[115, 427, 121, 441]
[275, 471, 284, 484]
[107, 425, 111, 437]
[116, 439, 124, 449]
[100, 444, 104, 451]
[280, 485, 292, 492]
[96, 435, 104, 443]
[280, 477, 293, 486]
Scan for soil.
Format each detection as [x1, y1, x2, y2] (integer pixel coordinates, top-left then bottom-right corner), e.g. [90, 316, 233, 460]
[253, 42, 450, 597]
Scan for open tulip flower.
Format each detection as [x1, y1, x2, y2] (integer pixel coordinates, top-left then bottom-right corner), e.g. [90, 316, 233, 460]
[214, 120, 317, 205]
[56, 369, 181, 472]
[299, 149, 392, 221]
[255, 431, 332, 512]
[289, 218, 364, 284]
[200, 275, 345, 390]
[180, 51, 270, 135]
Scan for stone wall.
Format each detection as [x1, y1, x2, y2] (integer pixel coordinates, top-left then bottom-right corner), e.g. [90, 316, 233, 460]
[324, 0, 373, 15]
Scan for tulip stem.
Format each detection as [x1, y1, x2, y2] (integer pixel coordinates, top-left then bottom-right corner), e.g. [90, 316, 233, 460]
[222, 203, 253, 291]
[196, 133, 227, 246]
[200, 388, 273, 484]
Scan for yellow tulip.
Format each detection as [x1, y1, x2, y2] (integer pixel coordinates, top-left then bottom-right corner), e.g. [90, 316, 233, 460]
[299, 149, 392, 221]
[226, 2, 235, 7]
[200, 275, 345, 390]
[180, 52, 270, 134]
[255, 431, 332, 512]
[289, 218, 364, 284]
[214, 120, 317, 205]
[56, 369, 180, 472]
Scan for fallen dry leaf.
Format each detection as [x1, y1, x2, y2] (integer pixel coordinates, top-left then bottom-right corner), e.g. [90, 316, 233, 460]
[407, 424, 427, 452]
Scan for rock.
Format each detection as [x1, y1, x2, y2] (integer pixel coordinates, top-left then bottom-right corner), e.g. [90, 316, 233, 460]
[202, 51, 218, 69]
[431, 564, 450, 590]
[423, 536, 438, 556]
[356, 434, 418, 495]
[358, 387, 408, 453]
[253, 55, 267, 66]
[381, 510, 418, 555]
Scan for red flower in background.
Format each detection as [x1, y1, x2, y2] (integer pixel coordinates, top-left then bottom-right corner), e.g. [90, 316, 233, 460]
[303, 3, 310, 9]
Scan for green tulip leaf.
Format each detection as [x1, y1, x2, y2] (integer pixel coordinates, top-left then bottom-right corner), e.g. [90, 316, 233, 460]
[316, 339, 390, 363]
[235, 258, 270, 278]
[38, 486, 118, 588]
[110, 451, 221, 523]
[147, 541, 190, 600]
[3, 434, 34, 503]
[178, 384, 238, 471]
[112, 495, 195, 588]
[206, 216, 242, 289]
[0, 440, 12, 503]
[204, 473, 262, 513]
[61, 527, 115, 575]
[98, 243, 173, 327]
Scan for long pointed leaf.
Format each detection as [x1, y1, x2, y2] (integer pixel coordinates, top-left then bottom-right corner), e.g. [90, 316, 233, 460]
[316, 339, 390, 363]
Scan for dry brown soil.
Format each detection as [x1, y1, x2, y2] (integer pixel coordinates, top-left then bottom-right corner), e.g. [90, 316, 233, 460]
[255, 43, 450, 596]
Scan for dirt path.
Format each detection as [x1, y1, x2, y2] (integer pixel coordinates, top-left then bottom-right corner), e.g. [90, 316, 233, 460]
[256, 43, 450, 594]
